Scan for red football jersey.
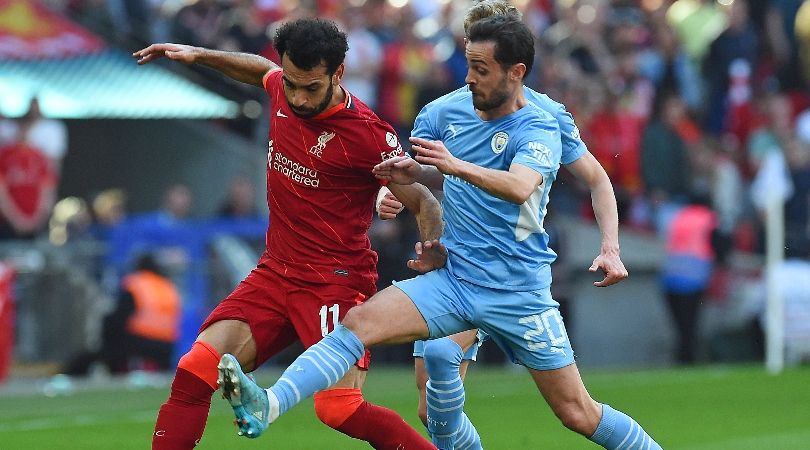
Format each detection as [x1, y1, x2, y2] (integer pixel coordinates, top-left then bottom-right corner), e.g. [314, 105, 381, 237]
[258, 69, 404, 295]
[0, 142, 56, 229]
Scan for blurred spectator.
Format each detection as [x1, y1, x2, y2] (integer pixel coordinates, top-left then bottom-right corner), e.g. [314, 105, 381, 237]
[89, 188, 128, 242]
[707, 136, 745, 258]
[661, 195, 718, 364]
[579, 80, 643, 221]
[170, 0, 225, 49]
[0, 140, 57, 239]
[702, 0, 758, 135]
[377, 8, 434, 136]
[217, 175, 259, 218]
[17, 97, 68, 173]
[641, 91, 694, 234]
[638, 23, 703, 112]
[48, 196, 93, 245]
[339, 7, 383, 110]
[783, 133, 810, 251]
[798, 0, 810, 81]
[746, 92, 794, 173]
[62, 254, 181, 375]
[765, 0, 806, 92]
[667, 0, 727, 63]
[218, 2, 272, 56]
[150, 182, 193, 225]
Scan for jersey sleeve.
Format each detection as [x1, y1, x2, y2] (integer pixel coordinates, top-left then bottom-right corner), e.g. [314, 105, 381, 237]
[411, 104, 441, 141]
[262, 68, 283, 98]
[511, 113, 562, 174]
[557, 107, 587, 165]
[356, 119, 405, 185]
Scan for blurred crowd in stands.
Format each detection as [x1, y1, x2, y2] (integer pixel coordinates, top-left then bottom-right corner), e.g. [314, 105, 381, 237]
[1, 0, 809, 367]
[33, 0, 808, 258]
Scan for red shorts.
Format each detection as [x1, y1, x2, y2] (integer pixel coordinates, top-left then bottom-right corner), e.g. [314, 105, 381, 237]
[200, 263, 373, 369]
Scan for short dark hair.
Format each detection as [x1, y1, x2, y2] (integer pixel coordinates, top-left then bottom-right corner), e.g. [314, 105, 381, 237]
[467, 15, 534, 79]
[463, 0, 522, 35]
[273, 18, 348, 74]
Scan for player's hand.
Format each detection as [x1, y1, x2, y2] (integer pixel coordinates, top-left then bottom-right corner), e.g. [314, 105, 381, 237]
[589, 251, 628, 287]
[407, 239, 447, 273]
[378, 192, 404, 220]
[133, 43, 200, 65]
[409, 137, 459, 175]
[373, 156, 422, 185]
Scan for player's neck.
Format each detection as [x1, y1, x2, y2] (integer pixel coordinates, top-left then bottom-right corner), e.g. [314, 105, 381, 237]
[476, 89, 528, 121]
[328, 85, 346, 109]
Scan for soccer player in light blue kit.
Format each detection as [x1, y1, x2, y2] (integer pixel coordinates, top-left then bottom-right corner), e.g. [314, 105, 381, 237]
[218, 15, 662, 450]
[373, 2, 634, 448]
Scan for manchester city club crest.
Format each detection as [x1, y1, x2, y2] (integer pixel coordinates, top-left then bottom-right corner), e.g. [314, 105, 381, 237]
[491, 131, 509, 154]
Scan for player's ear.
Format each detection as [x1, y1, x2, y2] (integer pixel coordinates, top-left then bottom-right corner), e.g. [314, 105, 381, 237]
[332, 63, 345, 85]
[510, 63, 526, 82]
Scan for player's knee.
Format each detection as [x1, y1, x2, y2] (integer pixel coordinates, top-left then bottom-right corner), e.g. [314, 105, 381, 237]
[553, 402, 595, 435]
[176, 341, 220, 388]
[340, 306, 365, 332]
[313, 389, 364, 429]
[422, 338, 464, 372]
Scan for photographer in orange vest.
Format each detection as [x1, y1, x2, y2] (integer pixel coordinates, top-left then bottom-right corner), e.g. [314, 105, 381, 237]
[63, 254, 181, 375]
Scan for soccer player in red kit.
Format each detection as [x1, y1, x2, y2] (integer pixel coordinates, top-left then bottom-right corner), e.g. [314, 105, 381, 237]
[134, 18, 444, 450]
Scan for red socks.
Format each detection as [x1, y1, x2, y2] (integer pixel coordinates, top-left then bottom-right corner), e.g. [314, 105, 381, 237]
[315, 388, 436, 450]
[152, 342, 220, 449]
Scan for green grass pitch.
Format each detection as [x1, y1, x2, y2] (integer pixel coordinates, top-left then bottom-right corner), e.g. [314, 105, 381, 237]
[1, 364, 808, 449]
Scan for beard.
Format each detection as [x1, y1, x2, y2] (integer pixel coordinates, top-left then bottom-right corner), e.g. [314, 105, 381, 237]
[471, 77, 510, 112]
[290, 82, 335, 118]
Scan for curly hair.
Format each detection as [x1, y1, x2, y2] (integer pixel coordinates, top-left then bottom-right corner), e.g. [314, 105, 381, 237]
[274, 18, 349, 74]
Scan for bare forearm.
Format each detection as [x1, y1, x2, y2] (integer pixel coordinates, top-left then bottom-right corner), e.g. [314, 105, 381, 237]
[389, 183, 444, 240]
[414, 193, 444, 241]
[197, 49, 277, 87]
[451, 160, 532, 204]
[416, 165, 445, 191]
[590, 175, 621, 253]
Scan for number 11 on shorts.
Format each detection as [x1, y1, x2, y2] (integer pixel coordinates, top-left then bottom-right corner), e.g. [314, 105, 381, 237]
[319, 304, 340, 336]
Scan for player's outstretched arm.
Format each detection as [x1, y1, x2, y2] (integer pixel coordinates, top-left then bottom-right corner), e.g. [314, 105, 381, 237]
[409, 137, 541, 204]
[564, 151, 628, 287]
[133, 43, 277, 88]
[374, 156, 445, 191]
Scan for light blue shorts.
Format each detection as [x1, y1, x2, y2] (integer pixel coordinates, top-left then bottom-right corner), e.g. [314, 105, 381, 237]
[394, 267, 574, 371]
[413, 330, 488, 361]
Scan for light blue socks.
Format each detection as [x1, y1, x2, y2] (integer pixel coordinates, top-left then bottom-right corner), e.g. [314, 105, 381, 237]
[423, 338, 483, 450]
[268, 325, 364, 416]
[590, 403, 662, 449]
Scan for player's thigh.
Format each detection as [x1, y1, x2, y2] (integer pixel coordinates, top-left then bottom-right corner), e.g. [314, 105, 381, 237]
[343, 284, 434, 345]
[528, 364, 600, 428]
[198, 267, 297, 371]
[476, 288, 574, 371]
[389, 268, 474, 341]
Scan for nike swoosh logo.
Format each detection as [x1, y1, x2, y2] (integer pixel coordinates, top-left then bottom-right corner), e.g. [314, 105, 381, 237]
[276, 110, 288, 118]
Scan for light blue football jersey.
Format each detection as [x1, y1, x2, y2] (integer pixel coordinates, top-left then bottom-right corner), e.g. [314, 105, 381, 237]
[412, 89, 562, 290]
